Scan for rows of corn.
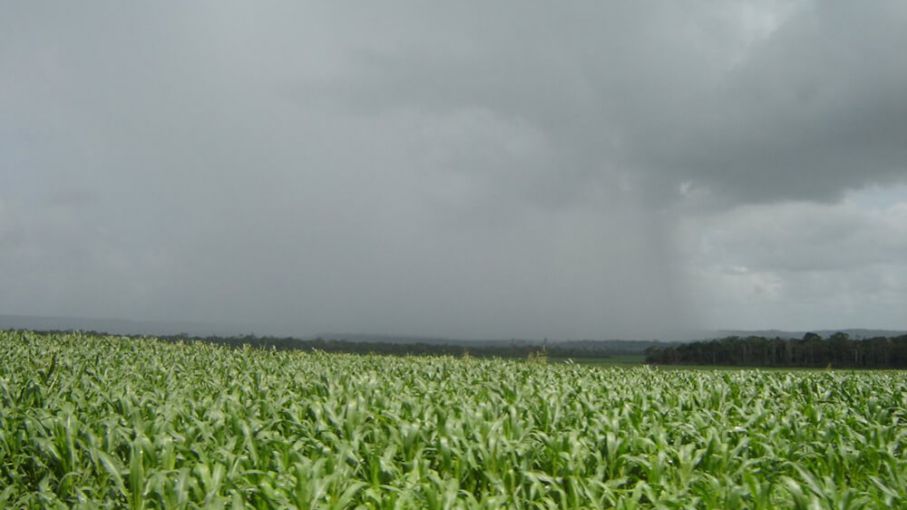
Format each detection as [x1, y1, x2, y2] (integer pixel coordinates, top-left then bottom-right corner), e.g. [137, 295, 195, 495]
[0, 331, 905, 509]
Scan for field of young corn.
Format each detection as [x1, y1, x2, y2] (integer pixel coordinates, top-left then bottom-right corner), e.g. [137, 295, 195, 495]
[1, 331, 905, 509]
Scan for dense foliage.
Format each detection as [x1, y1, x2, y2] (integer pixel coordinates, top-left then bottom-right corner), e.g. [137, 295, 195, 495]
[96, 332, 656, 359]
[1, 331, 905, 508]
[645, 333, 907, 368]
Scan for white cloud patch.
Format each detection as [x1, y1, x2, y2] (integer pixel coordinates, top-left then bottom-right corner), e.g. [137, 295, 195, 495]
[681, 186, 907, 329]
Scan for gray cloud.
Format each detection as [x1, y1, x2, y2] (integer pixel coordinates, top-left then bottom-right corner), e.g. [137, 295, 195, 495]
[2, 1, 905, 337]
[639, 1, 907, 204]
[680, 190, 907, 329]
[684, 199, 907, 272]
[300, 1, 907, 208]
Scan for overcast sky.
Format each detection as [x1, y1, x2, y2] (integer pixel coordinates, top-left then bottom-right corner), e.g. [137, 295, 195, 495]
[2, 1, 906, 339]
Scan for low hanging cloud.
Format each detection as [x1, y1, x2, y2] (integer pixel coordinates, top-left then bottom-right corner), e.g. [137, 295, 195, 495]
[641, 1, 907, 205]
[680, 189, 907, 330]
[1, 1, 905, 337]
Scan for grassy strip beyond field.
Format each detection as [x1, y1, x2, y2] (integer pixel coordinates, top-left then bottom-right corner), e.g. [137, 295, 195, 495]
[549, 354, 646, 366]
[1, 331, 905, 508]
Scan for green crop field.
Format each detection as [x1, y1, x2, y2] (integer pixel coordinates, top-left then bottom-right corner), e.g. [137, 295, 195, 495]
[1, 331, 905, 509]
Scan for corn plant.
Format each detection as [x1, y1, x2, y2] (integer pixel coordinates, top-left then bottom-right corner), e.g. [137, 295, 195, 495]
[0, 330, 904, 508]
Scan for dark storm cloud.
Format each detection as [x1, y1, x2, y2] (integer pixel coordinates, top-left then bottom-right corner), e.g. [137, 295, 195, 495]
[638, 1, 907, 204]
[304, 1, 907, 208]
[2, 1, 905, 337]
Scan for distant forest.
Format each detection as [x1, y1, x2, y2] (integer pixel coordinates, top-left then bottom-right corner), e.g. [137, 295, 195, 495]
[13, 328, 907, 367]
[17, 330, 659, 359]
[645, 333, 907, 368]
[152, 335, 659, 359]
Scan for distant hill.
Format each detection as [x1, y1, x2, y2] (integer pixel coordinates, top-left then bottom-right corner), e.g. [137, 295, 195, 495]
[711, 329, 907, 340]
[2, 314, 902, 349]
[0, 314, 236, 337]
[315, 334, 669, 354]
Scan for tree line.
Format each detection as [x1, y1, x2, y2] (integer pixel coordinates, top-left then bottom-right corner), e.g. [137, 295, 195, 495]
[154, 334, 647, 359]
[645, 332, 907, 368]
[19, 329, 646, 360]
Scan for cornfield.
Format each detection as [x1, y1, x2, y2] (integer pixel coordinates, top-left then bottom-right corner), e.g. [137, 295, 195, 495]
[1, 331, 905, 509]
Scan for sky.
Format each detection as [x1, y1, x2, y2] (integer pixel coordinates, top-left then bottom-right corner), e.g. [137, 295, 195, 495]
[1, 1, 906, 339]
